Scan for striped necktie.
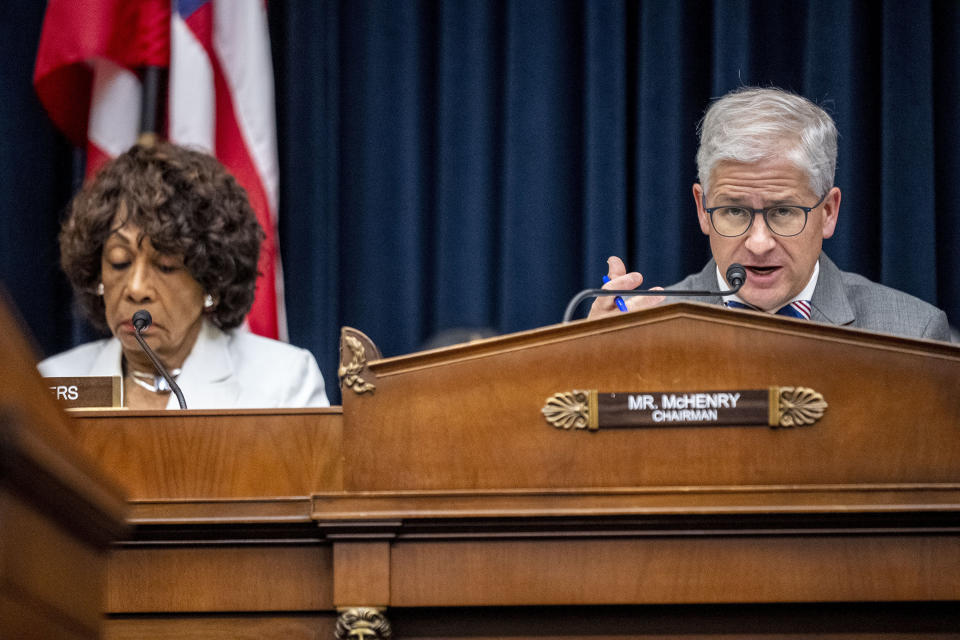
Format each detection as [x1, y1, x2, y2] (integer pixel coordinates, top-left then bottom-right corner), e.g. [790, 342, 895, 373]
[725, 299, 811, 320]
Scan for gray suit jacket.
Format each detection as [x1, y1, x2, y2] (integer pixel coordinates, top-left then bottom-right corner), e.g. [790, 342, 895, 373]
[669, 254, 951, 342]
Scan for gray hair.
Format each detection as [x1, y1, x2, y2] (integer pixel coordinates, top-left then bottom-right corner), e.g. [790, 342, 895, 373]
[696, 87, 838, 197]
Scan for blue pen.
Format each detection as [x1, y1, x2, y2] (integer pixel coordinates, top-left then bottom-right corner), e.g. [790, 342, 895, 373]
[602, 275, 629, 312]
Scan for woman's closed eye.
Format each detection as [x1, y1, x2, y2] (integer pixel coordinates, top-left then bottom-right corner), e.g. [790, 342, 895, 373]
[155, 258, 185, 274]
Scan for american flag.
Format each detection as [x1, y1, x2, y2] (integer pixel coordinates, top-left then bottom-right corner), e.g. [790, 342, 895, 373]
[34, 0, 285, 340]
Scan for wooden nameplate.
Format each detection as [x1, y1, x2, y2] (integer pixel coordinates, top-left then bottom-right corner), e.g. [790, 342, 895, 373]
[44, 376, 123, 409]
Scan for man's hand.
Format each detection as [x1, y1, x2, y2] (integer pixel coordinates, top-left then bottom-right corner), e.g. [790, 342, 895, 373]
[587, 256, 665, 319]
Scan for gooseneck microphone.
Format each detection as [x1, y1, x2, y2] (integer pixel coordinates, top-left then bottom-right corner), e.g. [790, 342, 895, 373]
[132, 310, 188, 409]
[563, 263, 747, 323]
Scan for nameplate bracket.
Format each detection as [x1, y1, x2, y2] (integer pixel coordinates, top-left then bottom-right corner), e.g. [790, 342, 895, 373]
[542, 387, 827, 430]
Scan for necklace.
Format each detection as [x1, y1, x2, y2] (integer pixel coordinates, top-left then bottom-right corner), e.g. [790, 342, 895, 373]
[128, 367, 182, 393]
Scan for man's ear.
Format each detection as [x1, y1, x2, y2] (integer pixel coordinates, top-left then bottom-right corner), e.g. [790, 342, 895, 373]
[692, 183, 711, 235]
[821, 186, 841, 239]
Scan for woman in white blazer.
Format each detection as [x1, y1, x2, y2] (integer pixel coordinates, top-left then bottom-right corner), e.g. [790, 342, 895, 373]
[38, 142, 328, 409]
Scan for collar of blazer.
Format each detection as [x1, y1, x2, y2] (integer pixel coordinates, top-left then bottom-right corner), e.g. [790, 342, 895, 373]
[808, 253, 856, 327]
[89, 320, 242, 409]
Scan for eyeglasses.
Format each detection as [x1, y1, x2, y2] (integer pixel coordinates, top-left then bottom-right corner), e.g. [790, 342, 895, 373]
[702, 191, 827, 238]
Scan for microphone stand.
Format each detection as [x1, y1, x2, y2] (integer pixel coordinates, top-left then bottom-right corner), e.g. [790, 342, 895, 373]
[132, 312, 188, 409]
[563, 266, 745, 323]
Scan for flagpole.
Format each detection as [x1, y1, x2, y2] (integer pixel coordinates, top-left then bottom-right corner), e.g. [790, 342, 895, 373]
[138, 66, 167, 146]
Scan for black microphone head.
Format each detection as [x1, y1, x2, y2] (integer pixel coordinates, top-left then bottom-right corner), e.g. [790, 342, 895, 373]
[132, 310, 153, 332]
[726, 263, 746, 288]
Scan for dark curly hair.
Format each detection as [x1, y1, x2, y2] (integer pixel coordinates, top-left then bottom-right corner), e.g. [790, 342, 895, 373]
[60, 142, 264, 332]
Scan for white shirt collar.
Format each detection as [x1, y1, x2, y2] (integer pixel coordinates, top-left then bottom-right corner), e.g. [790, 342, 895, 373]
[716, 260, 819, 312]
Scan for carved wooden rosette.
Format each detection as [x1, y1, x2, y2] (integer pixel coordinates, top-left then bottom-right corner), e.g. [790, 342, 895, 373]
[339, 327, 382, 395]
[773, 386, 829, 427]
[335, 607, 393, 640]
[541, 389, 597, 430]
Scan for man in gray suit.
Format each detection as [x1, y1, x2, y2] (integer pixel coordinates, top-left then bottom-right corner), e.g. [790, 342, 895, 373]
[589, 87, 951, 342]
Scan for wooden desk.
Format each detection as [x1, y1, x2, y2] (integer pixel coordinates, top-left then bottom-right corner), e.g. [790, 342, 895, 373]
[66, 303, 960, 639]
[1, 296, 127, 640]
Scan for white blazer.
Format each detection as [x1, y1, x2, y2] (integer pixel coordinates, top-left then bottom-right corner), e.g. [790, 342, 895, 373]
[38, 320, 330, 409]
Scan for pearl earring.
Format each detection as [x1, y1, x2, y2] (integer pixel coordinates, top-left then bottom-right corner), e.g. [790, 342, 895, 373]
[96, 282, 104, 296]
[204, 294, 215, 309]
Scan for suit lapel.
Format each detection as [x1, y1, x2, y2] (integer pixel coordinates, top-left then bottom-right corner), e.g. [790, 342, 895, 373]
[809, 254, 855, 327]
[89, 338, 123, 376]
[688, 259, 724, 305]
[168, 321, 241, 409]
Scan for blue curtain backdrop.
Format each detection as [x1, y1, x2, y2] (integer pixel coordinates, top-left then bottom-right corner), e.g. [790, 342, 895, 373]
[2, 1, 958, 404]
